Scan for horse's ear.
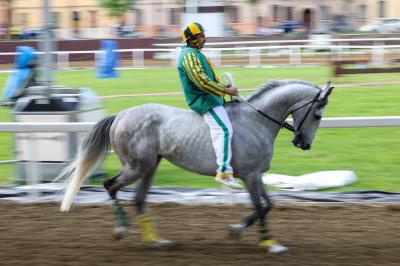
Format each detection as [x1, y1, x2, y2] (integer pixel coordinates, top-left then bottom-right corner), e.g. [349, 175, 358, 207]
[318, 81, 334, 100]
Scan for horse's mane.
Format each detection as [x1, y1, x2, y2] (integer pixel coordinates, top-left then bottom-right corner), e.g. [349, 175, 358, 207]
[247, 79, 319, 102]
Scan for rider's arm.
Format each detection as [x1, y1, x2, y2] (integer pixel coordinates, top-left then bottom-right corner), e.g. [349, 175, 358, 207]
[182, 52, 226, 97]
[205, 57, 221, 83]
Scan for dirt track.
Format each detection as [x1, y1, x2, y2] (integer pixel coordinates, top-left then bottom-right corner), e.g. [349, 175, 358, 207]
[1, 202, 400, 266]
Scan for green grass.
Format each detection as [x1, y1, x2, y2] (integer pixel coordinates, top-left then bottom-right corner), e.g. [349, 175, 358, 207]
[1, 66, 400, 191]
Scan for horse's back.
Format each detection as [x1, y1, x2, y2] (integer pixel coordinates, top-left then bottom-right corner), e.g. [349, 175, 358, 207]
[113, 103, 185, 126]
[110, 103, 216, 174]
[111, 103, 201, 147]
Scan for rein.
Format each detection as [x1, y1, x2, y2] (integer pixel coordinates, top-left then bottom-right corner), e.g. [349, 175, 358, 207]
[236, 95, 295, 132]
[235, 90, 321, 133]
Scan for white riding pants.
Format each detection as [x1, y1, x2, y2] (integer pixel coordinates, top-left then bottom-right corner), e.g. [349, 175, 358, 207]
[202, 105, 233, 174]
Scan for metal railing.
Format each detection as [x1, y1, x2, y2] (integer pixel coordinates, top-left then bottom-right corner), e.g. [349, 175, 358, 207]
[1, 38, 400, 69]
[1, 117, 399, 170]
[0, 116, 399, 196]
[154, 37, 400, 47]
[1, 117, 400, 133]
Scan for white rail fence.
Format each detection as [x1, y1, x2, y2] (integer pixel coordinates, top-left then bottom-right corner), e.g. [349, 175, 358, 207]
[1, 117, 400, 133]
[1, 38, 400, 69]
[0, 116, 399, 196]
[155, 38, 400, 47]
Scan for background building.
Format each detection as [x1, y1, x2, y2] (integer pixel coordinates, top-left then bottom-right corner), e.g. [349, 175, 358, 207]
[1, 0, 399, 39]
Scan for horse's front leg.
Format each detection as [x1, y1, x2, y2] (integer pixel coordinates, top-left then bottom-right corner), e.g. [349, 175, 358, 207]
[231, 175, 288, 254]
[230, 185, 273, 234]
[230, 197, 271, 238]
[229, 175, 270, 237]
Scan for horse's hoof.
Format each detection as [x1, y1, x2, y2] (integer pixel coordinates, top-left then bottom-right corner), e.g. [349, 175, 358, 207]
[229, 223, 245, 239]
[114, 226, 129, 240]
[268, 243, 289, 255]
[150, 239, 172, 247]
[259, 240, 289, 255]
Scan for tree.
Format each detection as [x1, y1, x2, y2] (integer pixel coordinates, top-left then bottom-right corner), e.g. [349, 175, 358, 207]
[99, 0, 133, 18]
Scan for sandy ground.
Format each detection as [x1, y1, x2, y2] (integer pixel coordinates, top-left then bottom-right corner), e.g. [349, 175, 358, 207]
[1, 202, 400, 266]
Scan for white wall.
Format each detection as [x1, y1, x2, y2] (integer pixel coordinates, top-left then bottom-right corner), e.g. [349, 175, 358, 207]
[182, 12, 225, 37]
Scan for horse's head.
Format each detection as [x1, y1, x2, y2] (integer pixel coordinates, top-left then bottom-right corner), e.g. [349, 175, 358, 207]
[291, 81, 334, 150]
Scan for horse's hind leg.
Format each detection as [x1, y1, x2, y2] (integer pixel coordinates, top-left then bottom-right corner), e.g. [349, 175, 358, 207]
[134, 157, 170, 246]
[135, 168, 155, 216]
[103, 172, 122, 200]
[103, 168, 143, 240]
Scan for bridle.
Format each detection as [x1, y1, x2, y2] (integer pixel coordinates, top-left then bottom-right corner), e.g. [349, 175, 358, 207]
[235, 89, 321, 133]
[289, 90, 322, 132]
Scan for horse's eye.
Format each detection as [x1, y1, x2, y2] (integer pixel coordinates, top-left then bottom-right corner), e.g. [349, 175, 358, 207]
[315, 109, 323, 120]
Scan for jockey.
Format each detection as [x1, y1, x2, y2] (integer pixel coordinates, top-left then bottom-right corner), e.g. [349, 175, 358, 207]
[177, 22, 242, 189]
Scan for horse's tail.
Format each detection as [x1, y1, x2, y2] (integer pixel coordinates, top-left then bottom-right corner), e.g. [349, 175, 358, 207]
[60, 115, 116, 212]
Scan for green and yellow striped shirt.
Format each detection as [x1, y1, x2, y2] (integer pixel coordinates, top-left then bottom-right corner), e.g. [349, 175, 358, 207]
[177, 46, 225, 114]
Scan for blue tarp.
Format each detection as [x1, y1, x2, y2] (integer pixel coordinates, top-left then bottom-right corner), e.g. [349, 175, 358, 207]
[3, 46, 38, 100]
[96, 40, 119, 78]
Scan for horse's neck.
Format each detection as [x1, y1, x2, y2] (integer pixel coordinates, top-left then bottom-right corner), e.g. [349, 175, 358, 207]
[251, 85, 311, 122]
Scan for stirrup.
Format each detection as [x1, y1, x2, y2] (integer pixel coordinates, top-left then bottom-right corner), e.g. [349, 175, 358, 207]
[215, 173, 243, 189]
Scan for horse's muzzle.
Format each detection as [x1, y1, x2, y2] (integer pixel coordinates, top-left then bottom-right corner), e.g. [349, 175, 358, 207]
[292, 134, 311, 150]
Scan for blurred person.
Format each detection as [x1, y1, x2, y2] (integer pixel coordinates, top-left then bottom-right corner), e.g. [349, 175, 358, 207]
[177, 22, 242, 189]
[256, 17, 269, 36]
[3, 46, 38, 101]
[9, 25, 21, 40]
[157, 26, 169, 38]
[117, 22, 125, 37]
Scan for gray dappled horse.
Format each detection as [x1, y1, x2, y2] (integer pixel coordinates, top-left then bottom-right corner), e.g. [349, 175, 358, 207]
[60, 79, 334, 254]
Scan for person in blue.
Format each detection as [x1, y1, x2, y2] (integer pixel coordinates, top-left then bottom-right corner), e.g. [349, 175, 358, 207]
[3, 46, 38, 101]
[177, 22, 242, 189]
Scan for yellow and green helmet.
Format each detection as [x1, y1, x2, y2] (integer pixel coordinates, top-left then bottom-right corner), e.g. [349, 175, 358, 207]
[182, 22, 205, 43]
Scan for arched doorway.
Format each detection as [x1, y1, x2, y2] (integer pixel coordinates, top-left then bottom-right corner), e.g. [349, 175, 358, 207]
[303, 8, 312, 31]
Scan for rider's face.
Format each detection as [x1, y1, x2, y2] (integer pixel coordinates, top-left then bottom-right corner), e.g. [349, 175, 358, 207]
[196, 33, 206, 49]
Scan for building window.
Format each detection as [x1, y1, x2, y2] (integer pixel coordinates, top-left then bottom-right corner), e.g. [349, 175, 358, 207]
[378, 1, 386, 18]
[89, 11, 97, 28]
[134, 9, 142, 26]
[169, 8, 180, 25]
[51, 12, 60, 28]
[225, 6, 239, 23]
[286, 7, 293, 21]
[72, 11, 80, 21]
[272, 5, 279, 22]
[357, 5, 367, 19]
[319, 5, 329, 20]
[19, 13, 28, 26]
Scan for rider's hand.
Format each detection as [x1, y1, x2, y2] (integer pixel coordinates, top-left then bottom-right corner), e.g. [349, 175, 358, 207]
[224, 85, 239, 97]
